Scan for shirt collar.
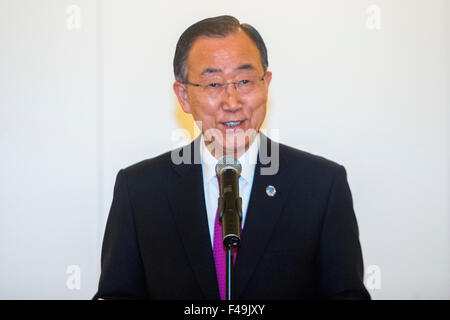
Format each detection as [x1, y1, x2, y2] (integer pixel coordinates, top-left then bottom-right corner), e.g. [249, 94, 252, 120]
[200, 133, 260, 185]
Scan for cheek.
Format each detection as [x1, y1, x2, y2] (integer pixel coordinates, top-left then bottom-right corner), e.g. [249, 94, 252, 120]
[189, 94, 217, 119]
[244, 92, 268, 121]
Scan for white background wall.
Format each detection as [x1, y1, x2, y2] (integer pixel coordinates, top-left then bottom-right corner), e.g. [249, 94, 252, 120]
[0, 0, 448, 299]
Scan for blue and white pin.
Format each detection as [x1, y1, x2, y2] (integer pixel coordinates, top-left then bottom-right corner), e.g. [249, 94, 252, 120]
[265, 185, 277, 197]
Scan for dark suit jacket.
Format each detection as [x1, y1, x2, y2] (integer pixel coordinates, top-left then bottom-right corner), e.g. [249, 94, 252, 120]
[93, 135, 370, 300]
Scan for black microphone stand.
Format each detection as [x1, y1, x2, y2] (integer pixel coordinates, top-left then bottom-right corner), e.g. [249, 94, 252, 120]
[225, 244, 234, 300]
[217, 166, 242, 301]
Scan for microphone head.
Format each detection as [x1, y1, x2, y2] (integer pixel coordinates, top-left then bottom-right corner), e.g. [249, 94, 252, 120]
[215, 156, 242, 176]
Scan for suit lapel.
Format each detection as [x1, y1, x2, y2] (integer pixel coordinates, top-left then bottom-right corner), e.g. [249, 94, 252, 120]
[234, 135, 293, 299]
[166, 135, 293, 300]
[167, 138, 219, 299]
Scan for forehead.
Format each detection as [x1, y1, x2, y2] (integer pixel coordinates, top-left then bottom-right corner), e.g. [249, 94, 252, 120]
[187, 30, 262, 76]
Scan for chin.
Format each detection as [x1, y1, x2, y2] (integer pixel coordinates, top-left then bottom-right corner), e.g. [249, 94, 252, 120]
[204, 126, 257, 158]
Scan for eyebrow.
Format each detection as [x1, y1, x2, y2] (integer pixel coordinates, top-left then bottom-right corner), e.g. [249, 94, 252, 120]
[235, 63, 255, 71]
[200, 64, 256, 76]
[201, 68, 222, 75]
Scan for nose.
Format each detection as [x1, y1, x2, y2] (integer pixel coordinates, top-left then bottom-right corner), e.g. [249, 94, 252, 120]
[222, 83, 241, 111]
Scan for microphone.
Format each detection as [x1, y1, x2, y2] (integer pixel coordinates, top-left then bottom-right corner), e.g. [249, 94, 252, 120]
[215, 156, 243, 249]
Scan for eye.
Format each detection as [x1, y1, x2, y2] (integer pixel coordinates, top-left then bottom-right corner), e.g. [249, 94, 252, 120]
[208, 82, 221, 88]
[238, 79, 251, 85]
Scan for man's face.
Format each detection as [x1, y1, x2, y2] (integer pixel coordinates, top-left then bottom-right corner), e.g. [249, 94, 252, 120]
[174, 29, 272, 158]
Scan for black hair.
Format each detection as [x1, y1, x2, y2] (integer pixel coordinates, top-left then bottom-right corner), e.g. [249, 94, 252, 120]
[173, 15, 268, 82]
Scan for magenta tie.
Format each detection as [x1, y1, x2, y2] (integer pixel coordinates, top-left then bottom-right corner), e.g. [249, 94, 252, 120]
[213, 205, 226, 300]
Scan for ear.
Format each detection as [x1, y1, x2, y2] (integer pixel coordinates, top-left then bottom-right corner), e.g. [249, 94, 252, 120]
[173, 81, 192, 114]
[264, 71, 272, 88]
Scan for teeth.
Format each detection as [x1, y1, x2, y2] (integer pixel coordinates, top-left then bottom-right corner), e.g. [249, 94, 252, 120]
[224, 121, 242, 127]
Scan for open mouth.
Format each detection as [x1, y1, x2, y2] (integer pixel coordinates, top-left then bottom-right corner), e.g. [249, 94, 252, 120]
[221, 120, 245, 128]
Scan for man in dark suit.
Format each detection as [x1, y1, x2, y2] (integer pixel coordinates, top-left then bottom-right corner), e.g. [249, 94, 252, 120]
[93, 15, 370, 300]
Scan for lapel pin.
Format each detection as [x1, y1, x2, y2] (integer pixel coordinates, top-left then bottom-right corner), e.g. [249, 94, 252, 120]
[265, 185, 276, 197]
